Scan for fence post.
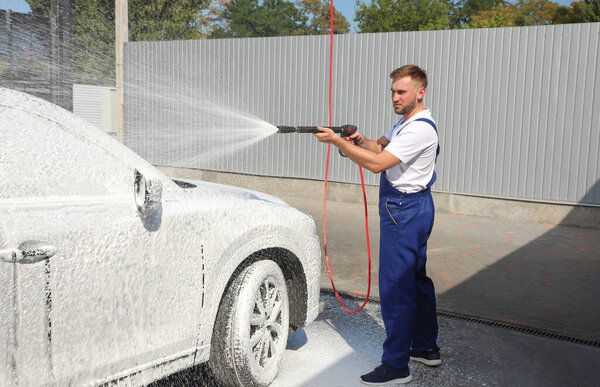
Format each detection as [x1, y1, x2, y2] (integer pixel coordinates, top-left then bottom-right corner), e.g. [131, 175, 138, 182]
[6, 10, 12, 74]
[115, 0, 128, 143]
[50, 0, 59, 106]
[49, 0, 73, 111]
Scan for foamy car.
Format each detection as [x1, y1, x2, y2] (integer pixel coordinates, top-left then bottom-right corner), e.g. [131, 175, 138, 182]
[0, 88, 320, 386]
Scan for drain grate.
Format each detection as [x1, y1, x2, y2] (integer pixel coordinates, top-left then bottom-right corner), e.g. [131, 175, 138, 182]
[436, 310, 600, 348]
[321, 290, 600, 348]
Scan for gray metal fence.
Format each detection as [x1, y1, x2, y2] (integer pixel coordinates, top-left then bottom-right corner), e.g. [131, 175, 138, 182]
[124, 23, 600, 206]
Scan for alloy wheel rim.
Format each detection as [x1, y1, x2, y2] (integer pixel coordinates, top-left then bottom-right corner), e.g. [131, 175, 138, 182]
[249, 278, 284, 369]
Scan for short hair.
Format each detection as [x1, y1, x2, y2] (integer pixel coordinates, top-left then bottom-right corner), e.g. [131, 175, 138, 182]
[390, 65, 428, 89]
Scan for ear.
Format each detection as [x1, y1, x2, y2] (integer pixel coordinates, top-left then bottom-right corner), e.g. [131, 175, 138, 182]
[417, 86, 426, 100]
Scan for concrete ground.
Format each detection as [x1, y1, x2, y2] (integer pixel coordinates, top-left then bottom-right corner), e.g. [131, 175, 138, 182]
[281, 194, 600, 343]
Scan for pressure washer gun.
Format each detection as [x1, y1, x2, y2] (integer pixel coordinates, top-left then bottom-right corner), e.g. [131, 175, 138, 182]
[276, 125, 358, 156]
[276, 124, 357, 138]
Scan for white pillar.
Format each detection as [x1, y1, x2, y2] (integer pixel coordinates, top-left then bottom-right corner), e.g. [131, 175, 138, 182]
[115, 0, 128, 142]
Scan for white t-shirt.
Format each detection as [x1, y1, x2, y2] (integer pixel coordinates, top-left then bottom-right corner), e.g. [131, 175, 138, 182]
[383, 109, 438, 193]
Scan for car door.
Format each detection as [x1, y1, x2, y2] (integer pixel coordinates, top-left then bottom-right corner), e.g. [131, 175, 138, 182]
[0, 104, 203, 385]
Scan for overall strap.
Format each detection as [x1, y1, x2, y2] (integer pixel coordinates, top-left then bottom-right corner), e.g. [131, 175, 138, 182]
[414, 118, 440, 188]
[415, 118, 440, 158]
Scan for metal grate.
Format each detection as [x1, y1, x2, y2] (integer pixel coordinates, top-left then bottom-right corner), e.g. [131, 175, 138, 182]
[436, 310, 600, 348]
[321, 289, 600, 348]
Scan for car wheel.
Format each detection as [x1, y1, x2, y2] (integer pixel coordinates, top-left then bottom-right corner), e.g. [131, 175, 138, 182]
[210, 260, 289, 386]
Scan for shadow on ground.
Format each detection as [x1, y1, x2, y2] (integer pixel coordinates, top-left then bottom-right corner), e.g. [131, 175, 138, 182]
[435, 180, 600, 341]
[149, 363, 221, 387]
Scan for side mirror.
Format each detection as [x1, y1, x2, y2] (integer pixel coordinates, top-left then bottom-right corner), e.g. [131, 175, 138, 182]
[134, 168, 163, 218]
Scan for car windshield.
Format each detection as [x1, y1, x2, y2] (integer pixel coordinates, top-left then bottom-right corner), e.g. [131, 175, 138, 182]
[0, 88, 176, 197]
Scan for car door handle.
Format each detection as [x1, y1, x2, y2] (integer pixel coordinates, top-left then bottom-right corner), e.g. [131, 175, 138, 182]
[0, 241, 57, 264]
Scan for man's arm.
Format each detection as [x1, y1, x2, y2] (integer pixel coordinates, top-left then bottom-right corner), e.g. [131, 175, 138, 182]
[347, 132, 390, 154]
[315, 127, 400, 174]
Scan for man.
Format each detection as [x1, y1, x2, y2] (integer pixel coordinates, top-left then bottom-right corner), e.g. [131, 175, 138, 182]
[314, 64, 441, 385]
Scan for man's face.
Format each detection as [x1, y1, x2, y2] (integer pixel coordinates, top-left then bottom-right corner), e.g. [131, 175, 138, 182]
[390, 76, 425, 115]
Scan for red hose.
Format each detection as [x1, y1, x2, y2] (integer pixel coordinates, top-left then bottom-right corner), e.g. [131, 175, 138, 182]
[323, 1, 371, 314]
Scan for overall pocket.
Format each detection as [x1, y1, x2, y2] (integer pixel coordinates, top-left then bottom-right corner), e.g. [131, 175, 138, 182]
[384, 197, 403, 226]
[382, 196, 423, 229]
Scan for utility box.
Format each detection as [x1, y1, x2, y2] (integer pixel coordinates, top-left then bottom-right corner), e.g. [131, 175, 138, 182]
[73, 84, 116, 135]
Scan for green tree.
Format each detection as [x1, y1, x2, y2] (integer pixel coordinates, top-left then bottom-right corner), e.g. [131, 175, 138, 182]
[580, 0, 600, 21]
[469, 0, 565, 28]
[297, 0, 350, 34]
[355, 0, 451, 33]
[553, 2, 579, 23]
[469, 4, 516, 27]
[129, 0, 210, 41]
[511, 0, 560, 25]
[210, 0, 308, 38]
[455, 0, 506, 26]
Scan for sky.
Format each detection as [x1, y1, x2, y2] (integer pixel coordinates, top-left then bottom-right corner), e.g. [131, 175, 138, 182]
[2, 0, 31, 13]
[337, 1, 368, 32]
[1, 0, 576, 33]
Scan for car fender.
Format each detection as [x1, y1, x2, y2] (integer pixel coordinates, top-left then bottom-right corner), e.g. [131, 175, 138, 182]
[196, 224, 320, 363]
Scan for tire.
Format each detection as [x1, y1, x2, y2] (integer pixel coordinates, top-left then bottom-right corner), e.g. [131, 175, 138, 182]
[210, 260, 289, 386]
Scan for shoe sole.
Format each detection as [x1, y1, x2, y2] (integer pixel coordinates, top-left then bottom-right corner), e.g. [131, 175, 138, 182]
[410, 356, 442, 366]
[360, 374, 412, 385]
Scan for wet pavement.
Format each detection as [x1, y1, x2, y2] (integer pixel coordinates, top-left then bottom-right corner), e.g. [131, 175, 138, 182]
[155, 292, 600, 386]
[275, 293, 600, 386]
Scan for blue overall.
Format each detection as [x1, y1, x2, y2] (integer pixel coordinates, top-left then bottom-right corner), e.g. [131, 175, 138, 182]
[378, 118, 439, 370]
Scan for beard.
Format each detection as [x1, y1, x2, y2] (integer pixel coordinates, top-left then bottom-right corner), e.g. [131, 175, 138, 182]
[394, 98, 417, 115]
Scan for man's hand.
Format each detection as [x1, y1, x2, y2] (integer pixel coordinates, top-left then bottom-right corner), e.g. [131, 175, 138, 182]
[346, 130, 388, 154]
[313, 125, 400, 173]
[313, 126, 343, 146]
[347, 131, 366, 146]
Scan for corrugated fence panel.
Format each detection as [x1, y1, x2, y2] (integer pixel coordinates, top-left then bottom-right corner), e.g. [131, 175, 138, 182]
[124, 23, 600, 206]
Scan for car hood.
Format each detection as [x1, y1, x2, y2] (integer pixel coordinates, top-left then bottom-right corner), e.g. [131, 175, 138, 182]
[166, 177, 317, 236]
[171, 177, 288, 206]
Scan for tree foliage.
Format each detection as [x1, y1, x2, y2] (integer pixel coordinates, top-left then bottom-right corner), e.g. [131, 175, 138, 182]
[580, 0, 600, 21]
[454, 0, 506, 25]
[510, 0, 559, 25]
[552, 1, 600, 23]
[209, 0, 308, 38]
[468, 0, 595, 28]
[354, 0, 599, 31]
[297, 0, 350, 34]
[468, 4, 515, 27]
[355, 0, 451, 33]
[128, 0, 210, 41]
